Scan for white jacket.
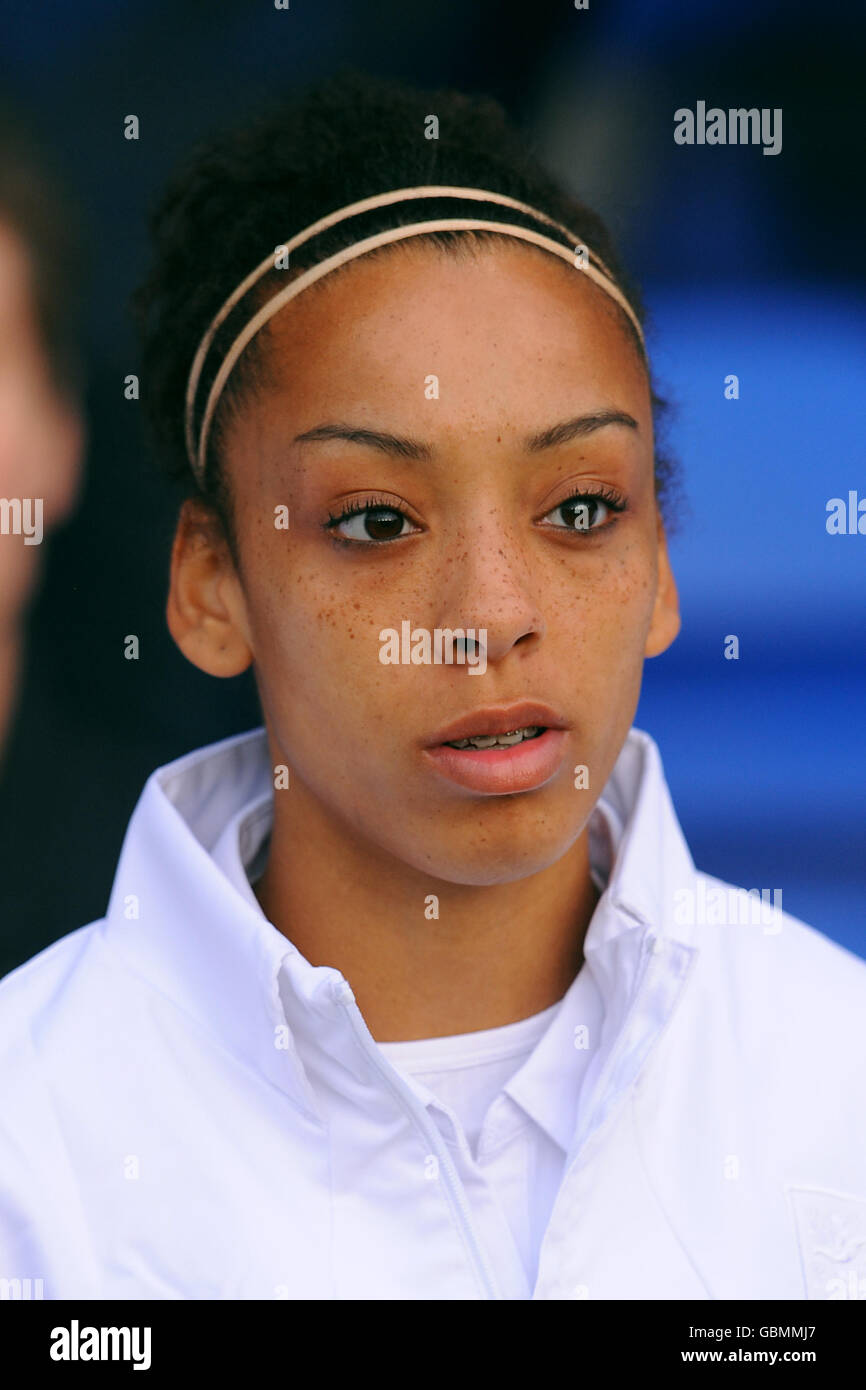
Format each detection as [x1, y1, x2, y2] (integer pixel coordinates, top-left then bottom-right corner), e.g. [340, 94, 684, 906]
[1, 725, 865, 1301]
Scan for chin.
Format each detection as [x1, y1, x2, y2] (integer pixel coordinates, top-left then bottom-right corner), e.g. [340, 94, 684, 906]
[404, 825, 582, 888]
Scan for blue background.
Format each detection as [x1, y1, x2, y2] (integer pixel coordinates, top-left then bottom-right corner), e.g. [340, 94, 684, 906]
[637, 287, 865, 954]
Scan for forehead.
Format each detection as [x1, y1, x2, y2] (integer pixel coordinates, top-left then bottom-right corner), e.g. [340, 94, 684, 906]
[238, 238, 651, 436]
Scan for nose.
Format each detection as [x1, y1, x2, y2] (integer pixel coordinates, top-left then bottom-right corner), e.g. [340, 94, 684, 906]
[433, 508, 546, 666]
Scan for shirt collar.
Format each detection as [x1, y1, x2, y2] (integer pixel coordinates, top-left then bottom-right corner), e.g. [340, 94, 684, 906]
[101, 725, 700, 1127]
[502, 964, 605, 1153]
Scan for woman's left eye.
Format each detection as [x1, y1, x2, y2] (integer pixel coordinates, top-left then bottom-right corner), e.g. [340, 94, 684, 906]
[327, 504, 417, 543]
[541, 493, 623, 532]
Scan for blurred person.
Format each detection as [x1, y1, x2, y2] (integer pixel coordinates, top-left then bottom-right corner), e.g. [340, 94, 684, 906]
[0, 101, 85, 755]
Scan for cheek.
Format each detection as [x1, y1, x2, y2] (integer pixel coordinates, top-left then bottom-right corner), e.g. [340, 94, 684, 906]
[606, 538, 658, 634]
[242, 546, 401, 731]
[241, 552, 416, 823]
[545, 532, 658, 649]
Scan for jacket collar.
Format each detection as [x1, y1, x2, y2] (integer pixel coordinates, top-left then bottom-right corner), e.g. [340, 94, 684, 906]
[101, 729, 329, 1114]
[571, 732, 701, 1159]
[100, 725, 700, 1124]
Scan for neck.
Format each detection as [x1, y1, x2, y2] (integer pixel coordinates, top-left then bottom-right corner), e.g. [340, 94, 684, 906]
[253, 767, 600, 1044]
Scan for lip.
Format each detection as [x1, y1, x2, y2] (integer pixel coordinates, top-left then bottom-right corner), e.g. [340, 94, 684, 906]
[421, 701, 571, 796]
[424, 701, 569, 747]
[422, 728, 569, 795]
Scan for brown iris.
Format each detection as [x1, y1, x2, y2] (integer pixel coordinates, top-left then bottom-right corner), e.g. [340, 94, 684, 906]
[559, 498, 597, 531]
[364, 507, 405, 540]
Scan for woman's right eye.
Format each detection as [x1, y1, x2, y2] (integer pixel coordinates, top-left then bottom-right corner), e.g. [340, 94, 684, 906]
[328, 505, 417, 544]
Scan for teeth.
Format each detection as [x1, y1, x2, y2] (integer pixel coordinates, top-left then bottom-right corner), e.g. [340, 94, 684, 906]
[446, 725, 542, 750]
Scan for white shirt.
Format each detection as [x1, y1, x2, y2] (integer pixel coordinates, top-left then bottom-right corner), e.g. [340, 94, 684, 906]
[2, 724, 866, 1301]
[210, 786, 612, 1294]
[377, 993, 601, 1292]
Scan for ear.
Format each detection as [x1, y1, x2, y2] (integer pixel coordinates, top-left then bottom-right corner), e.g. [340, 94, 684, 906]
[166, 498, 254, 677]
[644, 513, 681, 658]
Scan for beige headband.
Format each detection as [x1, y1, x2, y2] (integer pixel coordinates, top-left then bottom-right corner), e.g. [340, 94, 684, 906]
[184, 184, 645, 485]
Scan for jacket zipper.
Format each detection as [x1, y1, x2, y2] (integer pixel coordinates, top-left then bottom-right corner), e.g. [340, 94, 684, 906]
[336, 990, 501, 1300]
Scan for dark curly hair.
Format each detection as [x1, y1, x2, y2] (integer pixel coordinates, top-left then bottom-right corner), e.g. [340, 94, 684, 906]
[131, 67, 680, 549]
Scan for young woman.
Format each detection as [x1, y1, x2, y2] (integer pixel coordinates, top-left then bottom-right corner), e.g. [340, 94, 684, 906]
[1, 70, 864, 1303]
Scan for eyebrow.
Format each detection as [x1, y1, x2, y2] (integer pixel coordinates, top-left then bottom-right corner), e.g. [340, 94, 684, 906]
[292, 409, 639, 461]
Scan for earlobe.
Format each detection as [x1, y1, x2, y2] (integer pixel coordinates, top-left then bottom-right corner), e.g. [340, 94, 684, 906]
[644, 518, 681, 658]
[165, 499, 254, 678]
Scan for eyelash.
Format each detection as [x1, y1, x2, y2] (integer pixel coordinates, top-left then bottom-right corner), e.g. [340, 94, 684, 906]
[324, 494, 411, 547]
[324, 486, 628, 546]
[540, 484, 627, 533]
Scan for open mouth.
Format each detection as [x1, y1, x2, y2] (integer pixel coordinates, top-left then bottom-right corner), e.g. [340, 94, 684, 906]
[423, 701, 568, 793]
[443, 725, 545, 750]
[422, 702, 568, 793]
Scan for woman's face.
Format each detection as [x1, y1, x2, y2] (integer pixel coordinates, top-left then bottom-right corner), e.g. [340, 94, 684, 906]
[174, 239, 680, 885]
